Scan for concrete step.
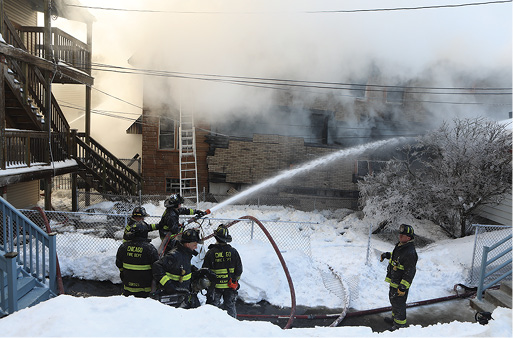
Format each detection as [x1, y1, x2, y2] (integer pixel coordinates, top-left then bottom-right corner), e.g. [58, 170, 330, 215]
[469, 280, 512, 313]
[469, 296, 496, 313]
[500, 280, 512, 295]
[485, 288, 512, 308]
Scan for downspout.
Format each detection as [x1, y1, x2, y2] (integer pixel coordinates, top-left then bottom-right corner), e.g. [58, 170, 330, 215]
[44, 0, 53, 211]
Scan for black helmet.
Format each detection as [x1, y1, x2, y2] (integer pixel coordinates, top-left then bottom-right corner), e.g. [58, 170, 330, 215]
[214, 224, 232, 243]
[181, 228, 203, 244]
[127, 221, 148, 240]
[164, 193, 184, 208]
[399, 224, 414, 238]
[132, 206, 149, 218]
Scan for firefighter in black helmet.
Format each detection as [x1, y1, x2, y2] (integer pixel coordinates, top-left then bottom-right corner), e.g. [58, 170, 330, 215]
[158, 194, 206, 243]
[380, 224, 418, 331]
[152, 228, 204, 308]
[202, 224, 243, 318]
[116, 221, 159, 298]
[123, 206, 158, 242]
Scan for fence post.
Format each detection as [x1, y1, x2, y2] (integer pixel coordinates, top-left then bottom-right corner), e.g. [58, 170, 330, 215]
[48, 232, 57, 293]
[476, 245, 489, 301]
[365, 222, 372, 265]
[5, 252, 18, 313]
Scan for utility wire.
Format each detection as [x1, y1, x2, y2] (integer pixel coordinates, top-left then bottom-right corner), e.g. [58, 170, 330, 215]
[66, 1, 511, 14]
[86, 62, 512, 97]
[90, 62, 511, 93]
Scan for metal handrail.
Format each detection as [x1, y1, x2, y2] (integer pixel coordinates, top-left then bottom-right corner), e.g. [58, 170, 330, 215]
[476, 233, 513, 300]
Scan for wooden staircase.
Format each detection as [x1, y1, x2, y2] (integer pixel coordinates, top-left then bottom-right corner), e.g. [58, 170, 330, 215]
[0, 197, 58, 316]
[74, 133, 141, 196]
[0, 253, 55, 317]
[1, 14, 141, 196]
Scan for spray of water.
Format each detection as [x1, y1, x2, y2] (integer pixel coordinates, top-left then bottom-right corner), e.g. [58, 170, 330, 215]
[208, 138, 404, 213]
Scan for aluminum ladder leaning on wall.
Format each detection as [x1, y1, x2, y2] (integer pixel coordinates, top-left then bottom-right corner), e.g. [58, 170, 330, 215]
[179, 97, 199, 207]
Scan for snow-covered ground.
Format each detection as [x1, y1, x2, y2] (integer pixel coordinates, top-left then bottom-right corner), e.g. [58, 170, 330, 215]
[1, 199, 511, 337]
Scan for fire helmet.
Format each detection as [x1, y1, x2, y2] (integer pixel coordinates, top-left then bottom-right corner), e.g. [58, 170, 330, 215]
[181, 228, 203, 244]
[164, 193, 184, 208]
[131, 206, 149, 218]
[127, 221, 148, 240]
[399, 224, 414, 238]
[214, 224, 232, 243]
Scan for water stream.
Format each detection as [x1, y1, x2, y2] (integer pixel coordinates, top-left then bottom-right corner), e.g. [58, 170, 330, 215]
[209, 138, 402, 213]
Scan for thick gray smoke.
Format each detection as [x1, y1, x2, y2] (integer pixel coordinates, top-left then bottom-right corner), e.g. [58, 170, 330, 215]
[56, 0, 512, 152]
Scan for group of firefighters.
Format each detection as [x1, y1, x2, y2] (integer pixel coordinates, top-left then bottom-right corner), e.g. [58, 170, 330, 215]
[115, 193, 417, 330]
[115, 193, 243, 318]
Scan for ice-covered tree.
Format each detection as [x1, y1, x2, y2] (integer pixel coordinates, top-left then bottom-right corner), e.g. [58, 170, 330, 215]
[359, 117, 512, 238]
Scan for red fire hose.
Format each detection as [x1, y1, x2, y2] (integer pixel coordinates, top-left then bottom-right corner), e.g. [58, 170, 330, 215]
[201, 215, 297, 329]
[237, 289, 479, 325]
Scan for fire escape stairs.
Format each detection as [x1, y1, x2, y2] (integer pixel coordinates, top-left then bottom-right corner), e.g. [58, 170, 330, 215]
[2, 62, 44, 130]
[2, 54, 140, 196]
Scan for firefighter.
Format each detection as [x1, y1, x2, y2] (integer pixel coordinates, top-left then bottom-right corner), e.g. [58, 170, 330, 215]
[380, 223, 418, 331]
[123, 206, 158, 242]
[115, 221, 159, 298]
[158, 193, 206, 243]
[202, 224, 243, 318]
[152, 228, 204, 308]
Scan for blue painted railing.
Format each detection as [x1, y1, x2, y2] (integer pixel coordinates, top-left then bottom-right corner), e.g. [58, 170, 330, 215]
[477, 232, 512, 301]
[0, 196, 57, 313]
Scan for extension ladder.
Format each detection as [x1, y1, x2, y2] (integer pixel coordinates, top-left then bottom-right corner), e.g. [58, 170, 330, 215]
[179, 100, 199, 207]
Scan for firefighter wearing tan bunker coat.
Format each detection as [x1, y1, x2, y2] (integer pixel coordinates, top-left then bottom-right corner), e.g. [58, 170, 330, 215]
[380, 224, 418, 331]
[202, 224, 243, 318]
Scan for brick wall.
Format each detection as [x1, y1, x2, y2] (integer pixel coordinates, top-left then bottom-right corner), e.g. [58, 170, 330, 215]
[207, 134, 362, 192]
[141, 111, 210, 195]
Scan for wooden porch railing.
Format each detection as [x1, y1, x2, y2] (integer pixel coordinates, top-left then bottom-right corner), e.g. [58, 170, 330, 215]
[1, 130, 71, 170]
[12, 24, 91, 75]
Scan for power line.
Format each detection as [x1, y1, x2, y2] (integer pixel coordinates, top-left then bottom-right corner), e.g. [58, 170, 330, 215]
[66, 1, 511, 14]
[90, 62, 511, 93]
[87, 62, 511, 98]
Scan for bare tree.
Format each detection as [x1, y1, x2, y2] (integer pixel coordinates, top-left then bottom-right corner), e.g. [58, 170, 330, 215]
[359, 117, 512, 238]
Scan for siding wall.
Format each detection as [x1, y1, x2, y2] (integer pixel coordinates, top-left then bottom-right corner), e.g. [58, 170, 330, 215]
[475, 193, 513, 226]
[4, 180, 40, 209]
[4, 0, 37, 26]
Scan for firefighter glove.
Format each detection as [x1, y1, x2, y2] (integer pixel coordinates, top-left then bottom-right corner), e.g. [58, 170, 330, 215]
[397, 284, 406, 296]
[380, 252, 391, 262]
[195, 210, 207, 217]
[228, 278, 239, 290]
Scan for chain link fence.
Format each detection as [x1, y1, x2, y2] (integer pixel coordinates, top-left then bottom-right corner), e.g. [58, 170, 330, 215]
[468, 224, 512, 286]
[18, 209, 313, 260]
